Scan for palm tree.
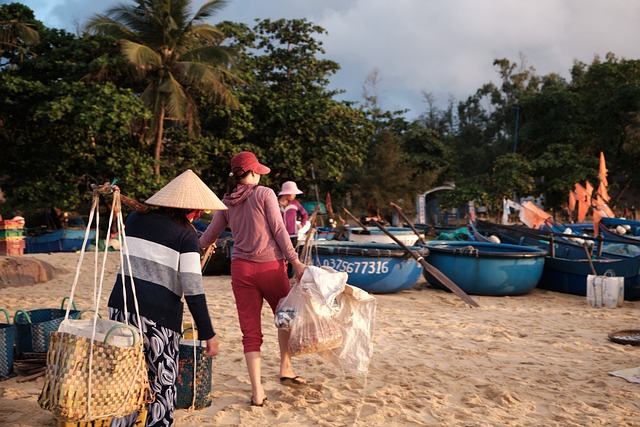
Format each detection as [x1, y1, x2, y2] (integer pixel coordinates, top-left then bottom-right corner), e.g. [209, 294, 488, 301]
[0, 3, 41, 66]
[85, 0, 241, 176]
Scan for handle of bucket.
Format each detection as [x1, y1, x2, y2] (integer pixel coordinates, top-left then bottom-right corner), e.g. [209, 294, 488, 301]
[14, 309, 31, 324]
[74, 309, 102, 319]
[0, 308, 9, 324]
[60, 296, 77, 310]
[104, 324, 138, 345]
[604, 269, 616, 277]
[179, 327, 203, 344]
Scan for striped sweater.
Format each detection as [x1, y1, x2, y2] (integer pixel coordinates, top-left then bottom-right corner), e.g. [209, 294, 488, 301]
[108, 210, 215, 339]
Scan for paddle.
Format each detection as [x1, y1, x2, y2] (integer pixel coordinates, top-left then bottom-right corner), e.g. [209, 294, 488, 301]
[341, 207, 371, 234]
[389, 202, 427, 245]
[371, 220, 479, 308]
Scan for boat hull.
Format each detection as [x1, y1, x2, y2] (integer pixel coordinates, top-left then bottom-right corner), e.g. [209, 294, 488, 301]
[474, 220, 640, 300]
[25, 228, 96, 253]
[308, 241, 427, 293]
[538, 256, 640, 300]
[348, 227, 423, 246]
[423, 241, 547, 296]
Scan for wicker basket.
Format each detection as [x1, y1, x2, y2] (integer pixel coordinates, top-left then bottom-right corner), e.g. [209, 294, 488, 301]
[0, 308, 15, 380]
[176, 328, 212, 409]
[38, 322, 149, 422]
[14, 297, 80, 353]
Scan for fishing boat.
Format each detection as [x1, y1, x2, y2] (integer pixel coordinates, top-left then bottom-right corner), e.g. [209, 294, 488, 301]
[24, 228, 96, 253]
[421, 241, 547, 296]
[473, 220, 640, 300]
[306, 240, 428, 293]
[348, 227, 424, 246]
[600, 217, 640, 236]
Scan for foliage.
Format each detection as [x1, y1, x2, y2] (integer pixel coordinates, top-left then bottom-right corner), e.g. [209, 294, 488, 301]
[210, 18, 374, 202]
[0, 77, 152, 212]
[85, 0, 241, 175]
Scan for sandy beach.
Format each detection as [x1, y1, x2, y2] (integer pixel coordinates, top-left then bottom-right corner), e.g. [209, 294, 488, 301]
[1, 251, 640, 426]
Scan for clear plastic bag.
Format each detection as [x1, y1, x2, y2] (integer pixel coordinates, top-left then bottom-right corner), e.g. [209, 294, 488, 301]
[288, 293, 343, 356]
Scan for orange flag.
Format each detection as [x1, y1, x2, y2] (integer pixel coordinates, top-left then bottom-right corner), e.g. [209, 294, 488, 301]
[592, 208, 602, 236]
[325, 192, 333, 215]
[585, 181, 594, 205]
[574, 183, 591, 222]
[519, 201, 552, 229]
[599, 152, 608, 187]
[598, 181, 610, 203]
[569, 191, 577, 213]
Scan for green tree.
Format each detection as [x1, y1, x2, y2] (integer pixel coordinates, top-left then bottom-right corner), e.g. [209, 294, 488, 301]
[0, 2, 41, 66]
[85, 0, 241, 176]
[208, 18, 374, 201]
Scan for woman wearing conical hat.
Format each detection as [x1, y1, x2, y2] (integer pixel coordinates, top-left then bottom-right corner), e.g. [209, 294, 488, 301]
[200, 152, 308, 408]
[108, 170, 226, 427]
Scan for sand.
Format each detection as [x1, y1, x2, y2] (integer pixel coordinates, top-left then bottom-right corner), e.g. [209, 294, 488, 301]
[1, 252, 640, 426]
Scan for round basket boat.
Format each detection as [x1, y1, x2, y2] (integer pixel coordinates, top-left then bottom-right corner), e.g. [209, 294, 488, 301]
[307, 241, 429, 294]
[348, 227, 424, 246]
[608, 330, 640, 346]
[422, 240, 548, 296]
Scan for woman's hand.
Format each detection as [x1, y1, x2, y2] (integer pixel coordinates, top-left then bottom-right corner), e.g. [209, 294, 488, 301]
[204, 335, 220, 357]
[292, 259, 307, 282]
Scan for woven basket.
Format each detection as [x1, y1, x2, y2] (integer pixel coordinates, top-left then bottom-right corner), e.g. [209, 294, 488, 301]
[38, 323, 150, 422]
[14, 297, 81, 353]
[176, 328, 212, 409]
[0, 308, 15, 380]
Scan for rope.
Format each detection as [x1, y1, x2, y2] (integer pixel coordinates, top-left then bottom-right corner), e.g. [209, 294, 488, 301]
[63, 188, 147, 421]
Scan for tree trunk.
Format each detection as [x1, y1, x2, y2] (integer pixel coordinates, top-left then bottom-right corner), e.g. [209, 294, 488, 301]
[153, 105, 166, 177]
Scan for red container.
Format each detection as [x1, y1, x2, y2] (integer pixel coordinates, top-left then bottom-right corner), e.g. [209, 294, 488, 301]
[0, 239, 26, 256]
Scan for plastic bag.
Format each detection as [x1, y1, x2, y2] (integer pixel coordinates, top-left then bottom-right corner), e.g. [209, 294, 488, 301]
[275, 267, 345, 356]
[275, 284, 304, 330]
[288, 294, 343, 357]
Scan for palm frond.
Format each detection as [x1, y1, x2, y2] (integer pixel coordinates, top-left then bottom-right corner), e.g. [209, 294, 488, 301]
[121, 40, 162, 68]
[84, 15, 139, 41]
[159, 73, 189, 120]
[180, 46, 232, 66]
[192, 0, 229, 22]
[190, 24, 226, 42]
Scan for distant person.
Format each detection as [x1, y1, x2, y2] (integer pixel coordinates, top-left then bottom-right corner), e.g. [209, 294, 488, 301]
[278, 181, 309, 277]
[108, 170, 225, 427]
[199, 152, 308, 408]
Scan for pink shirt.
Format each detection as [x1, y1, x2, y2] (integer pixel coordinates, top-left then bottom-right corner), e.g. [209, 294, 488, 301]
[200, 185, 299, 264]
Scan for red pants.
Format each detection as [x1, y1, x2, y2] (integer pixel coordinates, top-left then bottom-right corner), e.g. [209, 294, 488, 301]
[231, 258, 290, 352]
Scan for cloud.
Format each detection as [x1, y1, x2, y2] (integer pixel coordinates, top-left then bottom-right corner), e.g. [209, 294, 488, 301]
[20, 0, 640, 119]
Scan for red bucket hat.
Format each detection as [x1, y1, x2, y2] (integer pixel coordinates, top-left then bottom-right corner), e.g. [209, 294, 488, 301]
[230, 151, 271, 175]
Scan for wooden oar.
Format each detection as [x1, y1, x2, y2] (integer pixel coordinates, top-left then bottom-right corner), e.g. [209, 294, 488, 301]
[371, 220, 479, 308]
[299, 207, 320, 263]
[341, 207, 371, 233]
[389, 202, 427, 245]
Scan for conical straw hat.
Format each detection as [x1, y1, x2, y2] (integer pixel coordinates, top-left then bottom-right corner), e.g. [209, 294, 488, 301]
[146, 170, 227, 210]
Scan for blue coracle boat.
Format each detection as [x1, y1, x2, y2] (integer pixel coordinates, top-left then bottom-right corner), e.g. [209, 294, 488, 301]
[474, 220, 640, 300]
[307, 241, 428, 293]
[25, 228, 96, 253]
[422, 241, 548, 296]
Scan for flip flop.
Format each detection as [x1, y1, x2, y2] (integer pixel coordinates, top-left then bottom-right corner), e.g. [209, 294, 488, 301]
[279, 376, 307, 389]
[250, 396, 267, 407]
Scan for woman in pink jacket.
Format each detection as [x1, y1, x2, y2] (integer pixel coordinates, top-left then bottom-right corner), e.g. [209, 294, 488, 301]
[199, 152, 308, 407]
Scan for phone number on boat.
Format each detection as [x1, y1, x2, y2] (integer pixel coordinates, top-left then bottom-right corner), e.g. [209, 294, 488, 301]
[320, 259, 390, 274]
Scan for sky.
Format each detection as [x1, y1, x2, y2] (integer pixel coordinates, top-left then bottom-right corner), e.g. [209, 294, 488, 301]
[14, 0, 640, 120]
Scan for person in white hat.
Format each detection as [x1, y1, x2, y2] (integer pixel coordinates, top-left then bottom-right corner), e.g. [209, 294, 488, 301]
[278, 181, 308, 276]
[107, 169, 226, 427]
[199, 152, 308, 408]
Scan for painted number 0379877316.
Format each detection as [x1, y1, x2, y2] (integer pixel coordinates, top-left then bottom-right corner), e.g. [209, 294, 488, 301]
[321, 259, 389, 274]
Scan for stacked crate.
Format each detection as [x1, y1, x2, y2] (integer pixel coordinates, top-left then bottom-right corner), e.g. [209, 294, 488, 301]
[0, 217, 26, 256]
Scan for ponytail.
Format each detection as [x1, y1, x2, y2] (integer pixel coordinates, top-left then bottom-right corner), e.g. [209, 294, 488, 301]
[227, 167, 251, 195]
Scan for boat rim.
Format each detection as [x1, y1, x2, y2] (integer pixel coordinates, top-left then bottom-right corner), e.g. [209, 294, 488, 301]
[424, 240, 548, 258]
[310, 240, 429, 258]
